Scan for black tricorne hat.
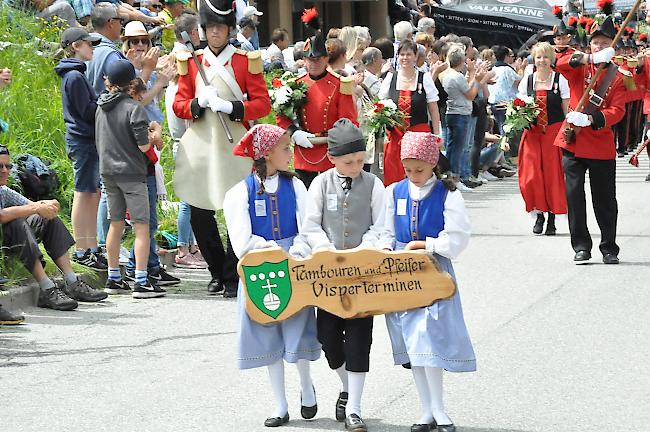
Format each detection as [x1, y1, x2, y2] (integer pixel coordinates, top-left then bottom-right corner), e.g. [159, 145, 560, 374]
[199, 0, 236, 29]
[590, 15, 617, 40]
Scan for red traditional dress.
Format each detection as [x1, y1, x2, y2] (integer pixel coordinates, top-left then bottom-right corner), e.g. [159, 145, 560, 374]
[379, 70, 438, 186]
[517, 71, 568, 215]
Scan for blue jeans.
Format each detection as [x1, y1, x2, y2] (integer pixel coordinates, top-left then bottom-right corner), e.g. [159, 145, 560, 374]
[177, 201, 196, 247]
[127, 175, 160, 272]
[480, 145, 502, 168]
[445, 114, 470, 176]
[461, 116, 477, 179]
[97, 187, 110, 247]
[491, 104, 507, 136]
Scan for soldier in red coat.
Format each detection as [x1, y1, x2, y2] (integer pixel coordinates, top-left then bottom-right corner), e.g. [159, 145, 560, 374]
[276, 9, 357, 188]
[553, 14, 625, 264]
[172, 0, 270, 296]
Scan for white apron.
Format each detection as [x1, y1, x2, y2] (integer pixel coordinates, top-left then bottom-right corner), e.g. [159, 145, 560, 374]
[174, 46, 250, 210]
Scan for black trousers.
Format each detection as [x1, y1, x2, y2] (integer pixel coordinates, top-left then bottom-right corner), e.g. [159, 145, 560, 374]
[316, 310, 373, 372]
[562, 150, 619, 255]
[1, 215, 75, 271]
[189, 206, 238, 285]
[295, 169, 322, 190]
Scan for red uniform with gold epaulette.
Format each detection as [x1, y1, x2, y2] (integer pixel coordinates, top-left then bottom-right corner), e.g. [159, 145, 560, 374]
[553, 51, 626, 159]
[173, 48, 270, 124]
[276, 70, 357, 173]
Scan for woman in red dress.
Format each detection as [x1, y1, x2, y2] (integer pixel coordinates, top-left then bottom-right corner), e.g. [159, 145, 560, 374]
[378, 39, 441, 186]
[517, 42, 569, 235]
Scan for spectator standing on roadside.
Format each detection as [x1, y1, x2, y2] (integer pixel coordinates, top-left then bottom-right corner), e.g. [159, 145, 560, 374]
[159, 0, 189, 51]
[488, 46, 522, 135]
[236, 17, 256, 52]
[55, 27, 107, 271]
[242, 4, 263, 50]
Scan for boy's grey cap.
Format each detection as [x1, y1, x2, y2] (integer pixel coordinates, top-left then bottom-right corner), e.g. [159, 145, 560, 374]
[61, 27, 101, 48]
[327, 118, 365, 156]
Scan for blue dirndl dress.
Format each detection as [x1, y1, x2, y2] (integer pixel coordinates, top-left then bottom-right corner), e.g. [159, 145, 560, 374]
[385, 179, 476, 372]
[237, 174, 321, 370]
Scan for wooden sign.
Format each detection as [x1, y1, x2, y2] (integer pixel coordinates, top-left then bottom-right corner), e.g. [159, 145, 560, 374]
[237, 248, 456, 325]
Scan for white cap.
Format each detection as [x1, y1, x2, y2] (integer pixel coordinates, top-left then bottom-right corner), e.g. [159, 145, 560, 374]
[243, 5, 263, 17]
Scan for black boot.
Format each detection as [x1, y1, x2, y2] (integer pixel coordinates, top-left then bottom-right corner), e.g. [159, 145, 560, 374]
[533, 213, 545, 235]
[545, 213, 556, 236]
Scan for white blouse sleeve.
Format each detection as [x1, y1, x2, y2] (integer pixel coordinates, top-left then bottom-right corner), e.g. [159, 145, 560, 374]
[423, 71, 439, 103]
[517, 72, 530, 99]
[377, 183, 397, 250]
[378, 72, 393, 100]
[559, 73, 570, 99]
[223, 181, 267, 259]
[297, 175, 335, 251]
[359, 176, 387, 248]
[424, 189, 471, 259]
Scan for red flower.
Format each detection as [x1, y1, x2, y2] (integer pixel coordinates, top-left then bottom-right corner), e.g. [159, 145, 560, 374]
[568, 16, 578, 27]
[272, 78, 282, 88]
[578, 16, 589, 28]
[552, 5, 563, 19]
[373, 102, 384, 113]
[513, 98, 526, 108]
[640, 33, 648, 42]
[596, 0, 613, 15]
[301, 8, 320, 30]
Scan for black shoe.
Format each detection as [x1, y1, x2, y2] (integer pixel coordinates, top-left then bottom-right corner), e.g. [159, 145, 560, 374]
[460, 178, 481, 189]
[0, 304, 24, 325]
[222, 281, 238, 298]
[264, 412, 289, 427]
[488, 167, 505, 179]
[574, 250, 591, 264]
[149, 268, 180, 287]
[123, 270, 136, 283]
[617, 151, 625, 158]
[104, 279, 131, 295]
[437, 424, 456, 432]
[335, 391, 348, 422]
[533, 213, 544, 235]
[645, 172, 650, 182]
[545, 213, 556, 236]
[411, 421, 436, 432]
[207, 277, 224, 295]
[603, 253, 619, 264]
[72, 249, 108, 271]
[345, 413, 367, 431]
[38, 287, 78, 311]
[132, 280, 167, 299]
[300, 387, 317, 419]
[63, 278, 108, 302]
[93, 249, 108, 267]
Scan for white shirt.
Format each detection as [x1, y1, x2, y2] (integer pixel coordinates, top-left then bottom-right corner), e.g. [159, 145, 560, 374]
[296, 170, 386, 251]
[223, 173, 309, 259]
[517, 71, 570, 100]
[378, 177, 471, 259]
[378, 70, 439, 103]
[363, 70, 381, 97]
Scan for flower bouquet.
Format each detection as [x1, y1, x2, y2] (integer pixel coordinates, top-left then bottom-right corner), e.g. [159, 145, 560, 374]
[499, 96, 539, 150]
[269, 71, 308, 123]
[364, 98, 406, 137]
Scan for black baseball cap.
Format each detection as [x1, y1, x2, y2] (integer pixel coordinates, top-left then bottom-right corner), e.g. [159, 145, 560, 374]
[61, 27, 101, 48]
[106, 59, 136, 86]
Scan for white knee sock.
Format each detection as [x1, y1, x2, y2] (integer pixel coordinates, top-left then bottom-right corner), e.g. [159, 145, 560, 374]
[424, 367, 452, 425]
[267, 360, 288, 417]
[412, 366, 434, 424]
[335, 364, 349, 392]
[346, 371, 366, 417]
[295, 359, 316, 407]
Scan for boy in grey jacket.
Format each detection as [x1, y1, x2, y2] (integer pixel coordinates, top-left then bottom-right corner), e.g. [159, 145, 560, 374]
[95, 59, 165, 299]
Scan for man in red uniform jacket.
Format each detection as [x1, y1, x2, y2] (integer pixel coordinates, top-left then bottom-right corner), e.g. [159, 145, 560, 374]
[172, 0, 270, 296]
[554, 16, 625, 264]
[276, 24, 357, 188]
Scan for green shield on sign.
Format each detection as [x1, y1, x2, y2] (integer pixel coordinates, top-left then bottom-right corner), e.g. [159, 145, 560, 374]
[242, 260, 292, 319]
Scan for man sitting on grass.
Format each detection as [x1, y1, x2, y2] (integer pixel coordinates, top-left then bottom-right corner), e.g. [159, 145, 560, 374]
[0, 146, 107, 311]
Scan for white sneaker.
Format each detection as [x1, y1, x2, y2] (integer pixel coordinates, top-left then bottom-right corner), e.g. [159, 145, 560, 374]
[480, 170, 499, 181]
[476, 174, 488, 184]
[456, 181, 472, 192]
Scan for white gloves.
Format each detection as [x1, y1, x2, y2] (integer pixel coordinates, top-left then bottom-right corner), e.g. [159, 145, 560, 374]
[288, 243, 311, 259]
[253, 239, 278, 250]
[197, 86, 218, 108]
[292, 130, 315, 148]
[209, 97, 233, 114]
[566, 111, 591, 127]
[591, 47, 615, 64]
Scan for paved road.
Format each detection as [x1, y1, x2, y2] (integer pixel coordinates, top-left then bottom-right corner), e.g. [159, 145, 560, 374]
[2, 159, 649, 432]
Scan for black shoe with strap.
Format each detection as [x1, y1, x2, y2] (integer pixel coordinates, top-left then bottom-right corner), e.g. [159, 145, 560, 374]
[38, 287, 78, 311]
[300, 386, 317, 419]
[437, 424, 457, 432]
[335, 391, 348, 421]
[411, 421, 436, 432]
[64, 278, 108, 302]
[0, 304, 24, 325]
[264, 412, 289, 427]
[345, 413, 368, 431]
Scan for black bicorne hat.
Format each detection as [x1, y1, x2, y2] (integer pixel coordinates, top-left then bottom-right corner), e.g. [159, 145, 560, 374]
[590, 15, 617, 40]
[301, 8, 327, 58]
[200, 0, 236, 29]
